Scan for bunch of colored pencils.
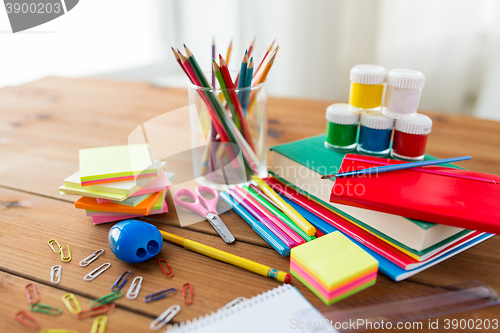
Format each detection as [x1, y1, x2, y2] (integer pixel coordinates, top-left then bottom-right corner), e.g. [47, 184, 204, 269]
[172, 38, 278, 179]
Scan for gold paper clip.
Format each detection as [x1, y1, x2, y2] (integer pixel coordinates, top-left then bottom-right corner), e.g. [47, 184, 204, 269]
[80, 249, 105, 267]
[149, 305, 181, 330]
[47, 239, 62, 253]
[62, 293, 82, 314]
[50, 265, 62, 284]
[90, 315, 107, 333]
[25, 283, 40, 304]
[15, 310, 39, 330]
[60, 244, 72, 263]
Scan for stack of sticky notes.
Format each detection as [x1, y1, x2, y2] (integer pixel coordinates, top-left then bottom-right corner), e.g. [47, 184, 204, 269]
[59, 144, 173, 224]
[290, 231, 378, 305]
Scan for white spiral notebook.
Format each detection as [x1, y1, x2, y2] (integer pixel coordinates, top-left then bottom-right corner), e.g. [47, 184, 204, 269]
[166, 284, 334, 333]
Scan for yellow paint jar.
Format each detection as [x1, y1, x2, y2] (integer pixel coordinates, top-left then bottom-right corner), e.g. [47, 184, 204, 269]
[349, 65, 387, 111]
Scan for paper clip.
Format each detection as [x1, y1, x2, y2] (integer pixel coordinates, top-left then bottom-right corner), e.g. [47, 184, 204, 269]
[143, 288, 176, 303]
[62, 293, 82, 314]
[60, 244, 72, 263]
[219, 296, 247, 311]
[47, 239, 62, 253]
[80, 249, 105, 267]
[182, 283, 193, 305]
[29, 303, 62, 315]
[77, 303, 115, 319]
[126, 276, 143, 300]
[90, 290, 123, 308]
[15, 310, 39, 330]
[158, 259, 174, 278]
[40, 330, 79, 333]
[111, 270, 131, 292]
[25, 283, 40, 304]
[90, 315, 107, 333]
[50, 265, 61, 284]
[84, 263, 111, 281]
[149, 305, 181, 331]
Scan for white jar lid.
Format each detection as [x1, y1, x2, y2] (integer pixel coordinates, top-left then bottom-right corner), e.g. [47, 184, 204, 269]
[395, 113, 432, 135]
[350, 65, 387, 85]
[360, 113, 395, 130]
[387, 69, 425, 90]
[326, 103, 359, 125]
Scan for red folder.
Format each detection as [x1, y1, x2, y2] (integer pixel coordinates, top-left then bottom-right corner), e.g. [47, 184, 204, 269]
[330, 154, 500, 234]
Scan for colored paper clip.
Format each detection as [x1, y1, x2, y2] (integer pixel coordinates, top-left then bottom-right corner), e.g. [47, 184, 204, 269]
[25, 283, 40, 304]
[111, 270, 131, 292]
[62, 293, 82, 314]
[149, 305, 181, 331]
[50, 265, 61, 284]
[40, 330, 79, 333]
[80, 249, 105, 267]
[158, 259, 174, 278]
[90, 315, 107, 333]
[89, 291, 123, 309]
[144, 288, 176, 303]
[60, 244, 72, 263]
[219, 296, 247, 311]
[77, 303, 115, 319]
[29, 303, 62, 315]
[126, 276, 143, 300]
[84, 263, 111, 281]
[182, 283, 193, 305]
[48, 239, 62, 253]
[15, 310, 39, 330]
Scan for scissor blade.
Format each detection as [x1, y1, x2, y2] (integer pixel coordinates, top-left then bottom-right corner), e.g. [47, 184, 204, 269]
[206, 213, 235, 244]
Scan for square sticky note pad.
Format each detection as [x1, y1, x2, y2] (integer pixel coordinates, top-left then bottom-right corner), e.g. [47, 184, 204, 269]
[290, 231, 378, 304]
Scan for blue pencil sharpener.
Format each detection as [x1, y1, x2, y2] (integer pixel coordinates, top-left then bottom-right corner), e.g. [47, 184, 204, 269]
[108, 220, 163, 263]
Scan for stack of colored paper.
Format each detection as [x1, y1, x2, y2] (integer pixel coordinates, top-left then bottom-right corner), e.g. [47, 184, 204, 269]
[290, 231, 378, 305]
[59, 144, 173, 224]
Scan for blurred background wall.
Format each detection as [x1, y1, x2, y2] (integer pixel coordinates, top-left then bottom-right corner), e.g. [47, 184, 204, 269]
[1, 0, 499, 119]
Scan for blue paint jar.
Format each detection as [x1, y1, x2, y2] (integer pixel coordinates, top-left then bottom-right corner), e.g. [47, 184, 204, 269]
[357, 113, 395, 155]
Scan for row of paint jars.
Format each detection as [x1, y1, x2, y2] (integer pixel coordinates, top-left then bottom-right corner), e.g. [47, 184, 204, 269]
[324, 65, 432, 161]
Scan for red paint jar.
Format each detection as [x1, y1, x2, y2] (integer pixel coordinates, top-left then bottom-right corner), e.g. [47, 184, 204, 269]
[391, 114, 432, 161]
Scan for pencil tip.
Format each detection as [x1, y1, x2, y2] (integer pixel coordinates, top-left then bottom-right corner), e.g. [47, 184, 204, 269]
[245, 49, 248, 54]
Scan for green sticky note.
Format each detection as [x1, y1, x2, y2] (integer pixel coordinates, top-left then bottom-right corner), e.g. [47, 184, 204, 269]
[79, 144, 157, 183]
[291, 231, 378, 289]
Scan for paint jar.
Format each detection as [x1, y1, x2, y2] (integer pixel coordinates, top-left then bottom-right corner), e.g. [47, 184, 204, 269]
[391, 114, 432, 161]
[349, 64, 387, 112]
[383, 69, 425, 118]
[325, 103, 359, 151]
[357, 113, 395, 155]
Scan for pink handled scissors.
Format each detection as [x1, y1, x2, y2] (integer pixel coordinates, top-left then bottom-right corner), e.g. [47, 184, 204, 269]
[174, 185, 235, 244]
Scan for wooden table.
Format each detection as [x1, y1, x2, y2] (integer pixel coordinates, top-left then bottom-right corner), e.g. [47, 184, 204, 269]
[1, 77, 499, 332]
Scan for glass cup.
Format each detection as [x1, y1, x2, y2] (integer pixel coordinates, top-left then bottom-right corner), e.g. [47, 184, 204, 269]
[187, 78, 268, 191]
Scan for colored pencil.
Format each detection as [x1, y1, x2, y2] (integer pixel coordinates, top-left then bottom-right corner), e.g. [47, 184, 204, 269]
[226, 39, 233, 65]
[220, 191, 290, 257]
[247, 36, 256, 57]
[232, 186, 305, 246]
[252, 176, 316, 236]
[160, 229, 291, 283]
[252, 47, 277, 86]
[211, 37, 216, 87]
[213, 60, 239, 125]
[237, 51, 248, 104]
[229, 188, 300, 248]
[219, 55, 255, 151]
[255, 39, 275, 76]
[321, 156, 473, 180]
[242, 57, 254, 113]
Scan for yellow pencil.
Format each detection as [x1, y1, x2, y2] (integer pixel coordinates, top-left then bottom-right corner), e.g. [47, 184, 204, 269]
[252, 176, 316, 236]
[160, 230, 291, 283]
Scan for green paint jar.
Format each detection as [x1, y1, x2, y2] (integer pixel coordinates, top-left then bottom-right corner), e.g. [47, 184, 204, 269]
[324, 103, 359, 151]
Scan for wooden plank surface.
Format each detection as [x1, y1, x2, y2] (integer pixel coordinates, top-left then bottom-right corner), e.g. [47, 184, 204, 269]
[1, 77, 500, 332]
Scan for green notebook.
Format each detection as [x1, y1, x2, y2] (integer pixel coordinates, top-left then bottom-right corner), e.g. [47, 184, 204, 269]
[79, 144, 157, 184]
[270, 134, 467, 252]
